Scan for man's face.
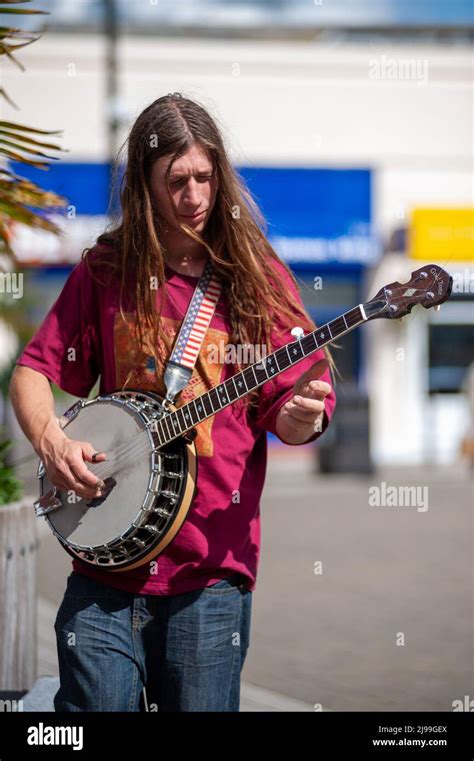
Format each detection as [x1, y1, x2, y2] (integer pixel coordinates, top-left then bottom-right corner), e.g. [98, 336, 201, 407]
[149, 144, 219, 234]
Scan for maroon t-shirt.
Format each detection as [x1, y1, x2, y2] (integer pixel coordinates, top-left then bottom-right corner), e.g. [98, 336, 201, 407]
[16, 248, 336, 595]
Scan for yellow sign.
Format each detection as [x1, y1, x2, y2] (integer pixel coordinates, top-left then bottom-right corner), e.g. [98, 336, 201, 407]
[410, 208, 474, 262]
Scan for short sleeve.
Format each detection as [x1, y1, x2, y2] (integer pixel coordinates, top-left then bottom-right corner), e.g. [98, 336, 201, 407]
[15, 258, 100, 398]
[254, 259, 336, 445]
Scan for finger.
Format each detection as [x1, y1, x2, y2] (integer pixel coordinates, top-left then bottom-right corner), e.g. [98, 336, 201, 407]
[82, 442, 107, 464]
[293, 396, 325, 415]
[299, 380, 332, 399]
[53, 466, 103, 499]
[283, 399, 325, 423]
[278, 413, 316, 435]
[69, 456, 105, 488]
[287, 409, 320, 425]
[63, 484, 103, 500]
[83, 448, 107, 464]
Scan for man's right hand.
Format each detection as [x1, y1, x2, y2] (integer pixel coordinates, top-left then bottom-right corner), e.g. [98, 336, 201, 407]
[9, 367, 108, 500]
[39, 429, 107, 500]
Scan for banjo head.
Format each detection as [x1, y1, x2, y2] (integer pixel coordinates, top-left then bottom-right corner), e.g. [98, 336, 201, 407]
[39, 391, 196, 571]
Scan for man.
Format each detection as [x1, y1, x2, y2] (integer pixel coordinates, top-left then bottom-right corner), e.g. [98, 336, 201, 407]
[10, 93, 336, 711]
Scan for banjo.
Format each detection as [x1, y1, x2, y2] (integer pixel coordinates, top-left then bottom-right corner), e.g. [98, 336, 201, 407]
[33, 264, 452, 572]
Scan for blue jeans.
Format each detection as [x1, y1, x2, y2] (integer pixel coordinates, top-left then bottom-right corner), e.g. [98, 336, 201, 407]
[54, 570, 252, 712]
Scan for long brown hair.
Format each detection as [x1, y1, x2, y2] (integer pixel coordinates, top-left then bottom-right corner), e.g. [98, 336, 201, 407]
[83, 92, 336, 410]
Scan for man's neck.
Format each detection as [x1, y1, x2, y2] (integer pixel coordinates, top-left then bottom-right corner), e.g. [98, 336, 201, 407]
[164, 249, 208, 278]
[162, 227, 210, 275]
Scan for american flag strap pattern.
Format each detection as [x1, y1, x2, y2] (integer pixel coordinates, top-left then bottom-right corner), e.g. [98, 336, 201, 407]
[169, 259, 222, 371]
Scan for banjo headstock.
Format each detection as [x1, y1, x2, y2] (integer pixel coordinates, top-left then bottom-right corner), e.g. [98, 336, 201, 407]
[364, 264, 453, 320]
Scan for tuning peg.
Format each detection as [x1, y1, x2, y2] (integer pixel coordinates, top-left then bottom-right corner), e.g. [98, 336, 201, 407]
[434, 305, 441, 312]
[291, 326, 305, 339]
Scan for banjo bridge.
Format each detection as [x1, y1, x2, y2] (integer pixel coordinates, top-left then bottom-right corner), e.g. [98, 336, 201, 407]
[86, 477, 117, 508]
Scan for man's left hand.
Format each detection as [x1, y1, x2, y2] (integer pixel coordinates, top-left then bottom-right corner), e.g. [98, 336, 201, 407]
[275, 359, 332, 445]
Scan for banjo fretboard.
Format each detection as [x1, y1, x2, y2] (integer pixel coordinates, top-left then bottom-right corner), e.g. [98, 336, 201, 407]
[152, 304, 368, 446]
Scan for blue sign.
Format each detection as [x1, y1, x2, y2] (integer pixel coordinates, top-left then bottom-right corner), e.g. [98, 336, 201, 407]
[10, 162, 111, 217]
[240, 167, 377, 265]
[11, 162, 377, 266]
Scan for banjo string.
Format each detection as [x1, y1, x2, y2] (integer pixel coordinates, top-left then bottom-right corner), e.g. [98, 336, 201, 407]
[84, 428, 172, 481]
[87, 432, 159, 480]
[80, 406, 195, 480]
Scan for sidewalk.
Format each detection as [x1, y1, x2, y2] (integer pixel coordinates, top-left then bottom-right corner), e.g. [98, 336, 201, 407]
[20, 676, 314, 712]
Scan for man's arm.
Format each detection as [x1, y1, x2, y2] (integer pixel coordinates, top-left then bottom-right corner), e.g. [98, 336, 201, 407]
[10, 365, 67, 455]
[9, 365, 106, 498]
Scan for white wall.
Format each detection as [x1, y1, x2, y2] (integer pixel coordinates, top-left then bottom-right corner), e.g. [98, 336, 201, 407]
[365, 254, 427, 465]
[365, 255, 473, 466]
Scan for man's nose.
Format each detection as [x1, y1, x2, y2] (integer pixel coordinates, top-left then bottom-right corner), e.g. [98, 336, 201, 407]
[183, 178, 201, 206]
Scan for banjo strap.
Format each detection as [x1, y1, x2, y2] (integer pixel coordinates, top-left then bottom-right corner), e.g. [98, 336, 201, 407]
[163, 258, 222, 404]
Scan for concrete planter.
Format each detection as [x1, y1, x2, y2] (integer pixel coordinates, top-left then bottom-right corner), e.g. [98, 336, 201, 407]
[0, 498, 38, 691]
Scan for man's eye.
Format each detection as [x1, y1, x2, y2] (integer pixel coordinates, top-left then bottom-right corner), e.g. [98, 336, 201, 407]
[170, 174, 213, 186]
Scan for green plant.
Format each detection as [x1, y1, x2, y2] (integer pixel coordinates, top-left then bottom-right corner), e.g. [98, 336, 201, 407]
[0, 436, 22, 504]
[0, 0, 68, 259]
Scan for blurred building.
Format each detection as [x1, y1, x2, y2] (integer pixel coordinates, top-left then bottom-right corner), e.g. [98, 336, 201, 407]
[2, 1, 472, 465]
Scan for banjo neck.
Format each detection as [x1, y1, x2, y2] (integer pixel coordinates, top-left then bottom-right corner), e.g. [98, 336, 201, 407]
[152, 303, 369, 447]
[150, 261, 452, 448]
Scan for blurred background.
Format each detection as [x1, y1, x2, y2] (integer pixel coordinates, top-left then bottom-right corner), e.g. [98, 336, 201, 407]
[0, 0, 472, 712]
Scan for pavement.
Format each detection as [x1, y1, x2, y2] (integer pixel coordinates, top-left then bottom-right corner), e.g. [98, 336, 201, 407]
[18, 676, 314, 712]
[27, 445, 474, 712]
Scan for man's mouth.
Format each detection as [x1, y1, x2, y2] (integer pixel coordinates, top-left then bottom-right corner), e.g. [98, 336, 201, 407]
[179, 209, 207, 219]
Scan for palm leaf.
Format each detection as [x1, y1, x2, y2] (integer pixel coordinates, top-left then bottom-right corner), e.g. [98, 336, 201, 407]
[0, 201, 63, 229]
[0, 88, 18, 108]
[0, 138, 63, 159]
[0, 179, 67, 209]
[0, 121, 62, 135]
[0, 26, 38, 36]
[0, 129, 64, 151]
[0, 146, 57, 167]
[0, 38, 40, 58]
[0, 8, 47, 14]
[0, 0, 67, 264]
